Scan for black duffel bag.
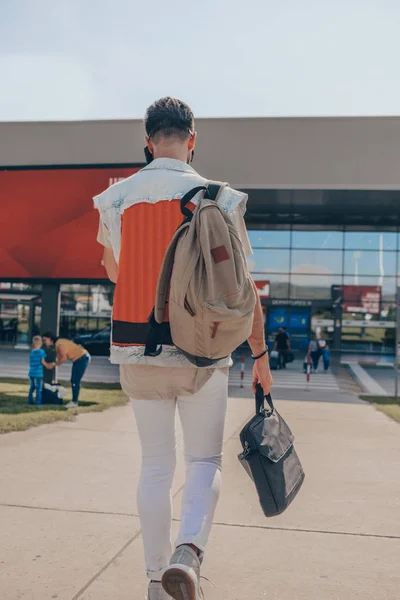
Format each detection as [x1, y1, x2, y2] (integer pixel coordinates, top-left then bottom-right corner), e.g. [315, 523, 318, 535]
[238, 384, 305, 517]
[286, 350, 295, 363]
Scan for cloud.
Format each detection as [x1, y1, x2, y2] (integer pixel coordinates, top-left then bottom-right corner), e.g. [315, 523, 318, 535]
[292, 264, 333, 276]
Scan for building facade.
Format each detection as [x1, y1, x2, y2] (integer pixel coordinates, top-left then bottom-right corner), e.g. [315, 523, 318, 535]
[1, 116, 399, 355]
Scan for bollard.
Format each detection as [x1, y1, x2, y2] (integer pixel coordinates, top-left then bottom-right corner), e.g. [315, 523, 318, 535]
[306, 355, 311, 389]
[240, 354, 245, 388]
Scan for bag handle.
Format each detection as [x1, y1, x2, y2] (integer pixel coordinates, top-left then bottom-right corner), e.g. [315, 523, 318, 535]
[255, 383, 275, 415]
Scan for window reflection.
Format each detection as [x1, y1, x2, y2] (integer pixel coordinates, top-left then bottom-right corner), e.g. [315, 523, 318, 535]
[248, 249, 290, 273]
[290, 275, 342, 300]
[344, 231, 397, 251]
[252, 273, 289, 299]
[291, 250, 343, 275]
[342, 276, 396, 302]
[344, 251, 396, 277]
[248, 230, 291, 248]
[59, 283, 114, 339]
[292, 229, 343, 249]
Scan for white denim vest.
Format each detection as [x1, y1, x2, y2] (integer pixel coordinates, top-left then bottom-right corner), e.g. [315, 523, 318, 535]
[94, 158, 249, 366]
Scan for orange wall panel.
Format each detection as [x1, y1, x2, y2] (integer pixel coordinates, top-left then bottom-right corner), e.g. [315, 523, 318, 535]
[0, 166, 140, 279]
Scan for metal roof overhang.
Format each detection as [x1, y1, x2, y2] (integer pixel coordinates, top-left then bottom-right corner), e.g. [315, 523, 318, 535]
[242, 188, 400, 227]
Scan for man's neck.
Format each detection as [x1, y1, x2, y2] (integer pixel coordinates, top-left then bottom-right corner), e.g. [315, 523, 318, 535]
[152, 146, 188, 163]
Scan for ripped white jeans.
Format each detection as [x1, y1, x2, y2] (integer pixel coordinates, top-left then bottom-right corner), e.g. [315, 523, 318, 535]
[131, 369, 228, 580]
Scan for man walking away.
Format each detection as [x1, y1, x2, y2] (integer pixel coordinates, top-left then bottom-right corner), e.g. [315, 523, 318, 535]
[95, 97, 273, 600]
[42, 332, 90, 408]
[274, 326, 291, 369]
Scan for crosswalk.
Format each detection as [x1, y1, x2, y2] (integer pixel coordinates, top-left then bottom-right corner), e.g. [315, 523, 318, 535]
[1, 350, 340, 391]
[229, 363, 340, 391]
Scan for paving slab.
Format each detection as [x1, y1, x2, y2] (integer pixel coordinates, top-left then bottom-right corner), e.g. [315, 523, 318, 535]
[1, 391, 399, 600]
[73, 520, 400, 600]
[174, 400, 400, 538]
[0, 504, 139, 600]
[0, 399, 252, 516]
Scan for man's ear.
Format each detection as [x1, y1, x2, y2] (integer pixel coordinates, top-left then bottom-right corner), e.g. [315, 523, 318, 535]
[188, 131, 197, 151]
[145, 136, 154, 155]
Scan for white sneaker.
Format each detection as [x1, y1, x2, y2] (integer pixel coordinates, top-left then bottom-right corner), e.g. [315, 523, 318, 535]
[162, 545, 203, 600]
[65, 401, 78, 409]
[146, 581, 171, 600]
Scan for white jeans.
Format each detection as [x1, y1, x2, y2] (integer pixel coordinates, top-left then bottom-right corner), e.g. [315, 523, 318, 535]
[131, 369, 228, 581]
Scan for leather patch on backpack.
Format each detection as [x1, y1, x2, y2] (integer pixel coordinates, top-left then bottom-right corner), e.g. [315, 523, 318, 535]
[211, 245, 229, 264]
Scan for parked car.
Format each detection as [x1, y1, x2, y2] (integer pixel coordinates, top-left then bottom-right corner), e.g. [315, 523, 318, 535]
[73, 327, 110, 356]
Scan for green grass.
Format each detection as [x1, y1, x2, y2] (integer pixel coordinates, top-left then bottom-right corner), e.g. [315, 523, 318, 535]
[360, 395, 400, 424]
[0, 378, 129, 434]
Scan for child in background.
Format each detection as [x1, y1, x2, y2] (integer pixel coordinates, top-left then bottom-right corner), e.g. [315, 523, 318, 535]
[323, 344, 331, 372]
[28, 335, 46, 405]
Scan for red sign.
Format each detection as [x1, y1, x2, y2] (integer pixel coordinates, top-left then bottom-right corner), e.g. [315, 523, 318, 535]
[0, 166, 140, 279]
[342, 285, 381, 315]
[254, 280, 270, 299]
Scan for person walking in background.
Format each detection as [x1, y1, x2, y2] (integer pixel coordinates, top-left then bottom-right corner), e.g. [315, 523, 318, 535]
[95, 97, 273, 600]
[308, 334, 320, 373]
[323, 343, 331, 372]
[41, 332, 90, 408]
[274, 326, 291, 369]
[28, 335, 46, 405]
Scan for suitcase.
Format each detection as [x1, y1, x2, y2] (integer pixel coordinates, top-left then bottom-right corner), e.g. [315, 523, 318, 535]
[269, 350, 279, 370]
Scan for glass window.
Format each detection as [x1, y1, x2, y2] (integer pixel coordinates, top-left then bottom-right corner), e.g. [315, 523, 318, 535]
[252, 273, 289, 299]
[60, 284, 89, 293]
[93, 325, 111, 340]
[88, 285, 113, 314]
[248, 249, 290, 273]
[311, 307, 334, 346]
[61, 292, 89, 313]
[290, 275, 342, 300]
[247, 230, 291, 248]
[341, 322, 394, 353]
[292, 229, 344, 249]
[343, 276, 396, 303]
[344, 250, 396, 277]
[291, 250, 343, 275]
[344, 231, 397, 251]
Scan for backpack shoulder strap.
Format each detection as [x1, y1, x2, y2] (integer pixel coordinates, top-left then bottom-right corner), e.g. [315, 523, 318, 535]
[206, 180, 229, 203]
[180, 186, 207, 218]
[180, 181, 229, 218]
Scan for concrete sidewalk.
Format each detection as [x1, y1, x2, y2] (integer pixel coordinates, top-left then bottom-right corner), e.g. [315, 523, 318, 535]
[0, 392, 399, 599]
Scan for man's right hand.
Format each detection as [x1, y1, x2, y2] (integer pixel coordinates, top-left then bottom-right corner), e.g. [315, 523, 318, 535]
[252, 354, 274, 395]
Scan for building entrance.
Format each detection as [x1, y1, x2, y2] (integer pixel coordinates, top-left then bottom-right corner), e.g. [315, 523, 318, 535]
[266, 303, 311, 352]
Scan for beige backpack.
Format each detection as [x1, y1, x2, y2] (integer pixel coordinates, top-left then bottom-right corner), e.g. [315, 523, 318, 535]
[144, 183, 257, 366]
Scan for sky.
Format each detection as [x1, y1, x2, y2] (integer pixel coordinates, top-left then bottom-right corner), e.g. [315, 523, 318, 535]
[1, 0, 400, 121]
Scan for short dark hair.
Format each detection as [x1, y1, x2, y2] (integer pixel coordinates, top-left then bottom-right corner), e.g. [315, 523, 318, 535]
[42, 331, 57, 343]
[144, 97, 194, 141]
